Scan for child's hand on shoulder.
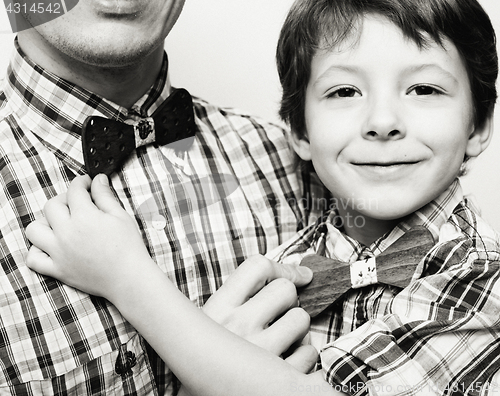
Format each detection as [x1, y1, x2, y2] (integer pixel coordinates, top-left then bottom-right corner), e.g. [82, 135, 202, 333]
[25, 174, 154, 301]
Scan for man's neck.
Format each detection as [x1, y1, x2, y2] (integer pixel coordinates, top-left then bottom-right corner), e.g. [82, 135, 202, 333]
[17, 30, 165, 109]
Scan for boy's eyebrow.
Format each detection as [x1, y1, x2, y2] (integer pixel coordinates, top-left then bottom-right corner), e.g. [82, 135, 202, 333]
[404, 64, 459, 83]
[313, 65, 360, 87]
[313, 63, 459, 86]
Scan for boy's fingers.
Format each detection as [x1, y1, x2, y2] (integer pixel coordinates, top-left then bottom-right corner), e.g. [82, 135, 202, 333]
[65, 175, 95, 215]
[204, 256, 269, 312]
[90, 174, 125, 216]
[25, 219, 56, 254]
[25, 245, 57, 278]
[241, 278, 299, 326]
[262, 307, 310, 355]
[284, 345, 318, 374]
[43, 193, 70, 229]
[212, 255, 312, 309]
[276, 264, 313, 288]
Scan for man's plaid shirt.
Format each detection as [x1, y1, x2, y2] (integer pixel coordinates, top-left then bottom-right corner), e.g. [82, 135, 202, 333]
[270, 180, 500, 395]
[0, 41, 328, 395]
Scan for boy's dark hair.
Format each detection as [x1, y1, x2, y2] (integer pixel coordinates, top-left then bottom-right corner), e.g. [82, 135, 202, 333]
[277, 0, 498, 139]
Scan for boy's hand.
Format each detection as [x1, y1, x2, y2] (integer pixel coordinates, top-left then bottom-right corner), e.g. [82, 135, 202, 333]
[26, 175, 318, 372]
[25, 174, 153, 301]
[203, 256, 318, 372]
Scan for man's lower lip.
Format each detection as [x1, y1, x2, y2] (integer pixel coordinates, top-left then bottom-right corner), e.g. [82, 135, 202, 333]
[93, 0, 141, 15]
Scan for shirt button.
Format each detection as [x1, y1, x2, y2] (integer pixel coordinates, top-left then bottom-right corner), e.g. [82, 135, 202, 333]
[152, 214, 166, 230]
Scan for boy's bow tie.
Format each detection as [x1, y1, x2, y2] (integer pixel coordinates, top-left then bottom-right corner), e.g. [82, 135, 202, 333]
[298, 226, 436, 317]
[81, 88, 197, 178]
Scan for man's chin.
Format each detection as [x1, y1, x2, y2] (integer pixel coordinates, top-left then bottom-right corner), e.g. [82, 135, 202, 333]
[68, 44, 159, 68]
[52, 32, 164, 68]
[23, 15, 164, 66]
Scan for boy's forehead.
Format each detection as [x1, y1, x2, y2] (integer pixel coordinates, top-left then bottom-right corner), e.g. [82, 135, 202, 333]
[309, 15, 468, 88]
[315, 14, 447, 58]
[315, 14, 364, 53]
[317, 12, 438, 51]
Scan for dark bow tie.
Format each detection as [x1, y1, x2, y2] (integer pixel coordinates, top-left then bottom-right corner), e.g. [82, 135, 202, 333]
[82, 88, 197, 178]
[298, 227, 435, 317]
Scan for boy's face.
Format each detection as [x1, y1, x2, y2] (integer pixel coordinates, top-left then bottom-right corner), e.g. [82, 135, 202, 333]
[293, 15, 492, 223]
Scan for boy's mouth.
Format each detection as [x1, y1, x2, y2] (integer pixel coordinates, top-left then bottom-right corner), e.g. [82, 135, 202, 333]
[353, 161, 421, 167]
[351, 160, 422, 177]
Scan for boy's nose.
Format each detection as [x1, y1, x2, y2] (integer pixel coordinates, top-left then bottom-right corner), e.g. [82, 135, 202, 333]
[362, 97, 406, 141]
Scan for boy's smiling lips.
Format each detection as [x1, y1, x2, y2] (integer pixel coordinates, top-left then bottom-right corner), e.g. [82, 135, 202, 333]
[345, 144, 429, 170]
[350, 159, 423, 177]
[353, 160, 421, 166]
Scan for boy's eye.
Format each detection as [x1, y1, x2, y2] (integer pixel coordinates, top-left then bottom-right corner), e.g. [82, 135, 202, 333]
[408, 85, 443, 96]
[327, 87, 360, 98]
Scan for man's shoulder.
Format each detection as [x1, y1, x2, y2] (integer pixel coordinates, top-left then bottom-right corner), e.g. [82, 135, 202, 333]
[191, 95, 289, 141]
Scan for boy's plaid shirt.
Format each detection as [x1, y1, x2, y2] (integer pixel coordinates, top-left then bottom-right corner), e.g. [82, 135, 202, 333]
[271, 180, 500, 395]
[0, 42, 328, 394]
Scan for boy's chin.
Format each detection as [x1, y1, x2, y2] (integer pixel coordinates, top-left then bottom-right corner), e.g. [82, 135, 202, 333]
[356, 205, 420, 224]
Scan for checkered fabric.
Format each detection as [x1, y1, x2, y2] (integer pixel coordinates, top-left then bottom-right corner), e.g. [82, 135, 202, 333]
[0, 40, 329, 395]
[271, 180, 500, 395]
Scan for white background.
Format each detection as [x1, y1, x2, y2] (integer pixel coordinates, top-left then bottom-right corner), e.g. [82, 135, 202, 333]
[1, 0, 500, 230]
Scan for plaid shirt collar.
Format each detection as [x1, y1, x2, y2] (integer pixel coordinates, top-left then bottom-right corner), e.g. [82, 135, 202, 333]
[299, 179, 463, 263]
[4, 39, 171, 174]
[325, 179, 463, 262]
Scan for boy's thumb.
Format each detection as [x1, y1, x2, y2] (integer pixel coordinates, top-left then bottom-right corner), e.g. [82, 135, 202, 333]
[96, 173, 109, 187]
[91, 174, 122, 215]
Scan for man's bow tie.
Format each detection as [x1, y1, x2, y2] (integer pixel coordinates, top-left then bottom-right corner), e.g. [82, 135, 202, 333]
[82, 88, 197, 178]
[298, 227, 435, 317]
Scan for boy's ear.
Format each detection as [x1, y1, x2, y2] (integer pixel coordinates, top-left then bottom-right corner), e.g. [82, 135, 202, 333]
[465, 115, 494, 158]
[290, 131, 312, 161]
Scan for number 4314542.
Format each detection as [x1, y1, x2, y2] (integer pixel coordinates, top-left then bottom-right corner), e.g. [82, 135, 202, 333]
[5, 2, 61, 13]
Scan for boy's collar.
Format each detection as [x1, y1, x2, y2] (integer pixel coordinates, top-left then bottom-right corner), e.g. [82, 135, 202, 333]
[323, 179, 463, 260]
[391, 179, 463, 244]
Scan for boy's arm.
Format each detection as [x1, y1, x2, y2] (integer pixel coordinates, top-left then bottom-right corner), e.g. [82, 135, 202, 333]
[25, 175, 345, 396]
[318, 246, 500, 395]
